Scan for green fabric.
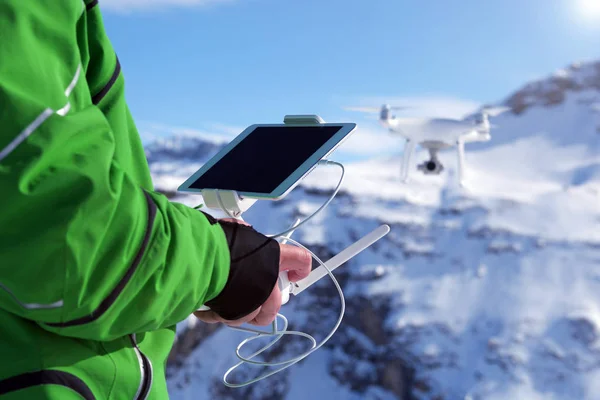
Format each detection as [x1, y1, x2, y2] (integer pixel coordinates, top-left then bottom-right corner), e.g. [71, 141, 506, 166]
[0, 1, 231, 398]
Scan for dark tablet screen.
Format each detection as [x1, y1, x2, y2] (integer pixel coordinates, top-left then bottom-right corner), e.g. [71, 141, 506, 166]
[188, 125, 344, 194]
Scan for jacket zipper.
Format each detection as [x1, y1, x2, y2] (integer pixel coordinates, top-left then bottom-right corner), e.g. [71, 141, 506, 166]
[130, 334, 153, 400]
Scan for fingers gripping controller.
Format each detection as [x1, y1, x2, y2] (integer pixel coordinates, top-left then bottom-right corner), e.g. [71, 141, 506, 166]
[198, 222, 391, 311]
[278, 271, 292, 305]
[276, 224, 392, 306]
[196, 269, 292, 312]
[194, 218, 300, 312]
[274, 219, 299, 307]
[202, 219, 281, 321]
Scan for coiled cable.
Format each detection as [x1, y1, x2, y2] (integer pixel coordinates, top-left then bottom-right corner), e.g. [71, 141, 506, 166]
[217, 160, 347, 387]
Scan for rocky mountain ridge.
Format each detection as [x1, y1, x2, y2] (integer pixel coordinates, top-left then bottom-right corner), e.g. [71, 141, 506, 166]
[147, 60, 600, 400]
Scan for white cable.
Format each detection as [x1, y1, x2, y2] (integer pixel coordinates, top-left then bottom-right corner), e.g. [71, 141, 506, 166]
[222, 237, 346, 387]
[266, 160, 345, 239]
[214, 160, 344, 232]
[215, 189, 237, 219]
[217, 160, 347, 387]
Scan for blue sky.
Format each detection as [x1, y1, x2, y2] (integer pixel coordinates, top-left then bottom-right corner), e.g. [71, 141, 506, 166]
[100, 0, 600, 159]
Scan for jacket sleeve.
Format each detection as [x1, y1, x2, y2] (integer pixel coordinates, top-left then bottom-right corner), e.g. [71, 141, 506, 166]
[0, 1, 279, 341]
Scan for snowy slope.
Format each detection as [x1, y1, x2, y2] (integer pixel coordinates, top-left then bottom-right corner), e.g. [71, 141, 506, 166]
[155, 60, 600, 400]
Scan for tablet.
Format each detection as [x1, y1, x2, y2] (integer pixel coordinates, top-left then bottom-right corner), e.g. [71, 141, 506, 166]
[177, 122, 356, 199]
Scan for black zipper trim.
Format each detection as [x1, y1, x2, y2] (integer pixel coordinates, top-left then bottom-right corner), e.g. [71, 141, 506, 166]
[130, 335, 153, 400]
[91, 56, 121, 105]
[86, 0, 99, 11]
[0, 370, 95, 400]
[45, 191, 157, 328]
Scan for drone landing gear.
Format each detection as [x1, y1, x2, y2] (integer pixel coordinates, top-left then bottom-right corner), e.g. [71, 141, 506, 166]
[400, 139, 416, 183]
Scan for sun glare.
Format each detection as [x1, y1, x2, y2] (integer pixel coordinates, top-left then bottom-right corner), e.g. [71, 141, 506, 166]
[578, 0, 600, 19]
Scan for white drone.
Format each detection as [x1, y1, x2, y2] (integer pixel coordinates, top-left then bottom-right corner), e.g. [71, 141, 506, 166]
[344, 104, 510, 186]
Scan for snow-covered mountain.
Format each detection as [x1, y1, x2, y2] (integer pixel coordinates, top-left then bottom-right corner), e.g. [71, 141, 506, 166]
[152, 60, 600, 400]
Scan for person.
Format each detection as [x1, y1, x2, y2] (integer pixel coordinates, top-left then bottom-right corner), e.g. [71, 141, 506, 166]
[0, 1, 312, 399]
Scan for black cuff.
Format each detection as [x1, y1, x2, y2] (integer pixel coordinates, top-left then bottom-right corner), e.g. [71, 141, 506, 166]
[205, 219, 280, 321]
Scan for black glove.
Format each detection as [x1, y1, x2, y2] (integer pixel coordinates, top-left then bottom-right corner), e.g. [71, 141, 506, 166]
[201, 212, 281, 321]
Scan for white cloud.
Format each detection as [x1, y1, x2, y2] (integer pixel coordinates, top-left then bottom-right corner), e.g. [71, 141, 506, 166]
[342, 95, 482, 119]
[99, 0, 235, 13]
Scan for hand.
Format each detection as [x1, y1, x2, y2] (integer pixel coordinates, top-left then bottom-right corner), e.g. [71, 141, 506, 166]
[194, 243, 311, 327]
[245, 243, 312, 326]
[194, 219, 312, 327]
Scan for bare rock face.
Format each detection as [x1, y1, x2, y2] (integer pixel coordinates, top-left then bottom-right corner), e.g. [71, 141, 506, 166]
[503, 61, 600, 114]
[381, 360, 410, 399]
[209, 372, 290, 400]
[329, 292, 415, 400]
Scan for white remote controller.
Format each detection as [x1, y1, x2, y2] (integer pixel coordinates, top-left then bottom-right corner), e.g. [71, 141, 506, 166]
[196, 224, 390, 312]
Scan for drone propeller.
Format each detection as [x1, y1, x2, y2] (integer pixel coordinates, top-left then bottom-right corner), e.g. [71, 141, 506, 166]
[342, 106, 381, 114]
[481, 105, 511, 117]
[466, 105, 509, 129]
[343, 105, 412, 114]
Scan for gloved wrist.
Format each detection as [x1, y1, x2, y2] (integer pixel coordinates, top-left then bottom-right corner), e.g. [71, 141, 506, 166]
[201, 214, 280, 321]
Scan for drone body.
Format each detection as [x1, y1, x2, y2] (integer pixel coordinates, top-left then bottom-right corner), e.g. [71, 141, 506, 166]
[346, 104, 508, 186]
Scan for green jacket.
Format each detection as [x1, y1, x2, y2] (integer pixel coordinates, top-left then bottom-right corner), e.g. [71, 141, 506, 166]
[0, 1, 280, 399]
